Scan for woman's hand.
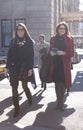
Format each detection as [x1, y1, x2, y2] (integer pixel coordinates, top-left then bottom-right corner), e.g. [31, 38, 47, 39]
[50, 51, 56, 56]
[28, 69, 32, 77]
[56, 51, 66, 55]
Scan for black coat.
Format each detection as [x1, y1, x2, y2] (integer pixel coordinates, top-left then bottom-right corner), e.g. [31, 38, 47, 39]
[40, 53, 50, 82]
[6, 38, 34, 72]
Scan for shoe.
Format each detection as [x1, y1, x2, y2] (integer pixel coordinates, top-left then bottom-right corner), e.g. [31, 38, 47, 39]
[67, 88, 70, 95]
[59, 106, 65, 112]
[67, 92, 69, 96]
[55, 104, 60, 110]
[67, 88, 70, 92]
[43, 82, 46, 90]
[55, 104, 65, 112]
[41, 82, 43, 88]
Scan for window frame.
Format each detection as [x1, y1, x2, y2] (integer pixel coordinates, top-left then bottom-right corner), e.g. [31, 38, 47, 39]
[1, 19, 12, 47]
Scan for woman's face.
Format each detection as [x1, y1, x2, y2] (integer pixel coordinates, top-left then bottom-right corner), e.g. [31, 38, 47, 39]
[39, 36, 44, 43]
[58, 25, 66, 36]
[17, 26, 25, 38]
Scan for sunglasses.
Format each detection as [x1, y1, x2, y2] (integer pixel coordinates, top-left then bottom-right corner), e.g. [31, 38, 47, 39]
[17, 28, 24, 31]
[59, 27, 66, 30]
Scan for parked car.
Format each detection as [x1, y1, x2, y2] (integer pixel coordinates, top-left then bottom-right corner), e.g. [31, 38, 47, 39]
[0, 56, 6, 78]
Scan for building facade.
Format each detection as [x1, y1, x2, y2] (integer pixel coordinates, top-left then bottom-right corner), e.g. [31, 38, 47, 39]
[60, 0, 83, 47]
[0, 0, 83, 49]
[0, 0, 55, 48]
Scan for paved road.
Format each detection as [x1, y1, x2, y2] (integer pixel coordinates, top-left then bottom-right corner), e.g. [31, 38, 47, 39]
[0, 49, 83, 130]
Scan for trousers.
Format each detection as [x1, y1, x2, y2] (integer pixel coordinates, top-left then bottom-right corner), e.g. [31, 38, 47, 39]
[12, 80, 32, 109]
[55, 83, 66, 108]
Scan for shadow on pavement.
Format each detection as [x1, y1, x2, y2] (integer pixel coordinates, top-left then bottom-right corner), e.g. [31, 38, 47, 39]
[33, 101, 75, 130]
[0, 87, 76, 130]
[1, 90, 44, 124]
[0, 91, 24, 116]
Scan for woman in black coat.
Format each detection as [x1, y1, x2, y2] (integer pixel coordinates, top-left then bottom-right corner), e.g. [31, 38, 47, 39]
[5, 23, 34, 117]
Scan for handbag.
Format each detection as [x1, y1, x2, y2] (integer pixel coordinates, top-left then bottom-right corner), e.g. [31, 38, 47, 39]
[40, 53, 54, 83]
[71, 51, 81, 64]
[40, 53, 50, 82]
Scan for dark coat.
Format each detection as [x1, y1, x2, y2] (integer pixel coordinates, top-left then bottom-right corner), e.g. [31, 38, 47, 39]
[49, 35, 74, 88]
[40, 52, 50, 82]
[6, 38, 34, 74]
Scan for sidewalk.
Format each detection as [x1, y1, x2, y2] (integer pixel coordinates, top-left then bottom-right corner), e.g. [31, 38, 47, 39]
[0, 68, 83, 130]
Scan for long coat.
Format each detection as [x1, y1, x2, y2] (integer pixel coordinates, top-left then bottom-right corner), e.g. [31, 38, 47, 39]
[6, 38, 34, 85]
[49, 35, 74, 88]
[36, 42, 50, 73]
[6, 38, 34, 71]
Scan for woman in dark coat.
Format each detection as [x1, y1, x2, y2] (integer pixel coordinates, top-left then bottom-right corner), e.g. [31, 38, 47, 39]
[5, 23, 34, 117]
[49, 22, 74, 111]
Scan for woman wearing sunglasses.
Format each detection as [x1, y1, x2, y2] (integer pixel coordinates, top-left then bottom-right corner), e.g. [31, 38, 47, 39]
[49, 22, 74, 111]
[5, 23, 34, 117]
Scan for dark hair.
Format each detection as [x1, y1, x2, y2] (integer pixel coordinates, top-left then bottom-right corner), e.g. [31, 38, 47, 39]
[15, 23, 31, 40]
[56, 21, 69, 35]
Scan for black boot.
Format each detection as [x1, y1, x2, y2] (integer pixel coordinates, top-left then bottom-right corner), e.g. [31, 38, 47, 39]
[14, 105, 20, 118]
[67, 88, 70, 95]
[41, 81, 43, 88]
[55, 102, 60, 110]
[55, 101, 65, 111]
[22, 80, 33, 106]
[41, 82, 46, 90]
[24, 87, 32, 106]
[12, 97, 20, 117]
[43, 82, 46, 90]
[55, 83, 65, 112]
[58, 96, 65, 112]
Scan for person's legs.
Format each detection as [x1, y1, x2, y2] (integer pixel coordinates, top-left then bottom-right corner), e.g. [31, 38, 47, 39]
[55, 83, 66, 111]
[43, 82, 46, 90]
[55, 83, 61, 109]
[22, 80, 32, 105]
[67, 88, 70, 95]
[60, 83, 66, 110]
[41, 81, 46, 90]
[11, 81, 20, 117]
[10, 71, 20, 117]
[41, 81, 43, 88]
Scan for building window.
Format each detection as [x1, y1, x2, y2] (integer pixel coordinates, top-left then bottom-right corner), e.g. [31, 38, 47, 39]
[1, 19, 12, 47]
[14, 19, 26, 27]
